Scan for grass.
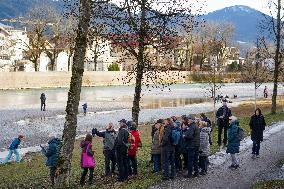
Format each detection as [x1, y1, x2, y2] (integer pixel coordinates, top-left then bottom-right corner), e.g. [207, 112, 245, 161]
[0, 100, 284, 189]
[252, 180, 284, 189]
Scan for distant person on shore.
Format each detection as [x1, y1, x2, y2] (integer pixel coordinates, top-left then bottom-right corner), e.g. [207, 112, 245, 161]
[40, 93, 46, 111]
[249, 108, 266, 159]
[92, 123, 117, 176]
[3, 135, 24, 164]
[80, 134, 95, 186]
[82, 103, 88, 116]
[226, 116, 240, 169]
[216, 100, 232, 150]
[263, 86, 268, 98]
[40, 136, 61, 186]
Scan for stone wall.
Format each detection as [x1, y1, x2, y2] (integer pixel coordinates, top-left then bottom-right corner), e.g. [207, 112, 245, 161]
[0, 71, 189, 89]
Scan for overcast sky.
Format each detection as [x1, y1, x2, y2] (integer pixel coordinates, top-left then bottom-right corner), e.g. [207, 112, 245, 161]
[111, 0, 272, 15]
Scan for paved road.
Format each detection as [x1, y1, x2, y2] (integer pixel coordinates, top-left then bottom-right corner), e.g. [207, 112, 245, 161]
[150, 122, 284, 189]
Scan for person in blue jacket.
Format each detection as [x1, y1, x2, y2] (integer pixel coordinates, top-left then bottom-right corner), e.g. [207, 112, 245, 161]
[41, 137, 61, 186]
[3, 135, 24, 164]
[226, 116, 240, 169]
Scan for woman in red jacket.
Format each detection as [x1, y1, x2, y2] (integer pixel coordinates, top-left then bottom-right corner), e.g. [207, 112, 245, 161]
[128, 123, 141, 176]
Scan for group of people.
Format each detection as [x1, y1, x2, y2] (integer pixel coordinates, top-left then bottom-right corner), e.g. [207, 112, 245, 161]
[1, 100, 267, 187]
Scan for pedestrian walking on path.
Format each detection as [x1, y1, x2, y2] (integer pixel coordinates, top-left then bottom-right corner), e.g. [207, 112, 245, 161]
[249, 108, 266, 159]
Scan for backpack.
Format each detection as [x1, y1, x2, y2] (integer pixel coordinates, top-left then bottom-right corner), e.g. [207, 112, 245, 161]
[172, 128, 181, 146]
[237, 127, 244, 141]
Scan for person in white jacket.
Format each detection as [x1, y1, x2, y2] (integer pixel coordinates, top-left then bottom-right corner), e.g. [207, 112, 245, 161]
[198, 121, 211, 175]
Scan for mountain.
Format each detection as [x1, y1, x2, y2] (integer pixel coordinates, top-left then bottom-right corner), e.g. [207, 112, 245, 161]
[0, 2, 268, 43]
[202, 5, 265, 43]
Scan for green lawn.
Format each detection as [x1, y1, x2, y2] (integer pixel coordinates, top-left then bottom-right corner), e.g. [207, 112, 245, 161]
[0, 104, 284, 189]
[252, 180, 284, 189]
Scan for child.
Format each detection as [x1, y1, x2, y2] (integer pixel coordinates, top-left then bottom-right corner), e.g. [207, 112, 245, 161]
[227, 116, 240, 169]
[128, 123, 141, 176]
[82, 103, 88, 116]
[80, 134, 95, 186]
[40, 137, 61, 186]
[3, 135, 24, 163]
[198, 121, 211, 175]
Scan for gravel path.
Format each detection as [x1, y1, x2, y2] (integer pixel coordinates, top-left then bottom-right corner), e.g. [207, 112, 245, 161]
[150, 122, 284, 189]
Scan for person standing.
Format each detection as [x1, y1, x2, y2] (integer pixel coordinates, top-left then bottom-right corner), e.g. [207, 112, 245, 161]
[263, 86, 268, 98]
[115, 120, 130, 182]
[92, 123, 117, 176]
[40, 93, 46, 111]
[226, 116, 240, 169]
[3, 135, 24, 164]
[128, 123, 141, 176]
[82, 103, 88, 116]
[80, 134, 95, 186]
[151, 121, 162, 173]
[198, 121, 211, 175]
[249, 108, 266, 158]
[216, 100, 232, 150]
[200, 113, 212, 145]
[41, 137, 61, 186]
[183, 115, 200, 178]
[161, 118, 175, 180]
[180, 116, 189, 170]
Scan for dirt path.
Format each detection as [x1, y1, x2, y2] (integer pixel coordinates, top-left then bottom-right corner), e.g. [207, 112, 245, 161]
[150, 122, 284, 189]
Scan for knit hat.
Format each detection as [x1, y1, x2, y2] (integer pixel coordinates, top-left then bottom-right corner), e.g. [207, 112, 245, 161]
[156, 119, 164, 124]
[188, 115, 195, 120]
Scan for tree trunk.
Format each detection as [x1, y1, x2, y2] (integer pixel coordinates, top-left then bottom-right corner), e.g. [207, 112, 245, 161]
[55, 0, 91, 187]
[33, 58, 38, 72]
[254, 82, 257, 110]
[271, 0, 281, 114]
[132, 64, 143, 125]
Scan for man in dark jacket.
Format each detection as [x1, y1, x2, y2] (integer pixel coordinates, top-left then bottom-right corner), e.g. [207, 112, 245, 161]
[92, 123, 117, 176]
[183, 115, 200, 178]
[249, 108, 266, 158]
[216, 101, 232, 149]
[41, 137, 61, 186]
[115, 120, 130, 182]
[161, 118, 175, 180]
[40, 93, 46, 111]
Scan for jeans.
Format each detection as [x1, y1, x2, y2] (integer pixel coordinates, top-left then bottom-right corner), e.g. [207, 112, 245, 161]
[49, 166, 57, 186]
[128, 155, 137, 175]
[230, 153, 238, 166]
[80, 167, 94, 185]
[182, 153, 188, 170]
[218, 122, 228, 146]
[152, 154, 161, 172]
[175, 147, 182, 170]
[116, 148, 128, 181]
[199, 156, 208, 172]
[41, 102, 46, 111]
[104, 149, 116, 176]
[252, 140, 261, 155]
[162, 148, 175, 178]
[3, 149, 21, 163]
[187, 147, 199, 176]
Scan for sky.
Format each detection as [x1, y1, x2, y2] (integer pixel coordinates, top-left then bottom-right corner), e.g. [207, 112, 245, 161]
[111, 0, 272, 15]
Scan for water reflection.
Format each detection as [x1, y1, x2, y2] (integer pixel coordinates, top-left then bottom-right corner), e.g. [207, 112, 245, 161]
[142, 98, 209, 109]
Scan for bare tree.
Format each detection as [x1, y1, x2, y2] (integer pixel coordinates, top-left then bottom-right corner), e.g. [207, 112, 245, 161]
[241, 41, 271, 109]
[260, 0, 284, 114]
[96, 0, 200, 124]
[55, 0, 92, 187]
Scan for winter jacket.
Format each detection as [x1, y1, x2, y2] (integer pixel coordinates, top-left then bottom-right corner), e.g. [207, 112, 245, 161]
[40, 94, 46, 103]
[151, 129, 161, 155]
[80, 140, 94, 168]
[93, 129, 117, 151]
[249, 114, 266, 142]
[115, 127, 129, 152]
[42, 138, 61, 167]
[161, 124, 174, 150]
[128, 130, 141, 156]
[199, 127, 211, 156]
[216, 106, 232, 126]
[179, 128, 188, 154]
[226, 121, 240, 154]
[184, 122, 200, 148]
[8, 138, 21, 150]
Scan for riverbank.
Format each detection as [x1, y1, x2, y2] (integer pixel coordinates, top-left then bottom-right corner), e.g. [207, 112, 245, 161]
[0, 101, 284, 189]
